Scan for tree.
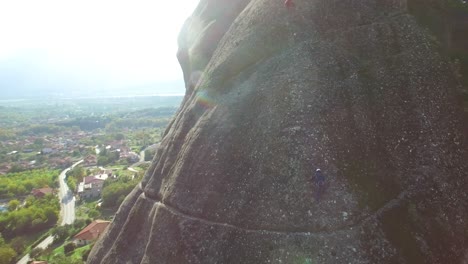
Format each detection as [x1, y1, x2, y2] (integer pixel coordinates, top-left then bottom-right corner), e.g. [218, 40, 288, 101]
[66, 166, 86, 193]
[73, 219, 87, 230]
[0, 246, 16, 264]
[1, 169, 59, 199]
[66, 177, 77, 193]
[145, 149, 156, 161]
[63, 242, 76, 255]
[97, 156, 109, 166]
[52, 225, 70, 242]
[44, 207, 58, 224]
[30, 247, 44, 259]
[115, 133, 125, 140]
[10, 237, 26, 254]
[8, 199, 20, 211]
[8, 164, 24, 173]
[67, 166, 85, 182]
[88, 209, 100, 218]
[0, 194, 59, 239]
[33, 138, 44, 147]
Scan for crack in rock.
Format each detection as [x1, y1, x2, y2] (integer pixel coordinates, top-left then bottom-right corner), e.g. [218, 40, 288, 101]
[140, 185, 410, 237]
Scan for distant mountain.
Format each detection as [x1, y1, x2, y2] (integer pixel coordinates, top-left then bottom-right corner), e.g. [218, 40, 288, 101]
[0, 80, 185, 100]
[0, 51, 186, 99]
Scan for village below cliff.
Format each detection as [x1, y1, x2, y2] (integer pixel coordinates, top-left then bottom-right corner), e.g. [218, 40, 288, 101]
[0, 95, 182, 264]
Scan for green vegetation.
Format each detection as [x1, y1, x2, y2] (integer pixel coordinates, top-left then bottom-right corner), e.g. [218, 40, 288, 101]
[43, 243, 90, 264]
[0, 234, 17, 264]
[97, 149, 120, 166]
[0, 169, 59, 199]
[6, 228, 50, 263]
[74, 166, 144, 221]
[76, 201, 101, 221]
[48, 255, 83, 264]
[30, 247, 44, 259]
[20, 124, 62, 136]
[0, 165, 59, 260]
[74, 244, 92, 261]
[57, 116, 111, 131]
[0, 195, 59, 239]
[101, 173, 143, 208]
[50, 220, 88, 244]
[66, 166, 86, 193]
[105, 107, 174, 131]
[63, 242, 76, 254]
[127, 129, 163, 152]
[144, 148, 157, 161]
[34, 220, 90, 263]
[136, 162, 151, 172]
[0, 96, 180, 174]
[0, 128, 15, 141]
[7, 200, 20, 211]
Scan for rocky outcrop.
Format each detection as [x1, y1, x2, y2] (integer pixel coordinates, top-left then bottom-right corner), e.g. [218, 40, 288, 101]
[88, 0, 468, 263]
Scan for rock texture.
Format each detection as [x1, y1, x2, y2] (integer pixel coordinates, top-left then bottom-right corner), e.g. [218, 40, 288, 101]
[88, 0, 468, 263]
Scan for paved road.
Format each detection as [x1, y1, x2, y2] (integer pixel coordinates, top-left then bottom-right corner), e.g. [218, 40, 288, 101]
[35, 236, 54, 250]
[59, 160, 82, 225]
[17, 160, 83, 264]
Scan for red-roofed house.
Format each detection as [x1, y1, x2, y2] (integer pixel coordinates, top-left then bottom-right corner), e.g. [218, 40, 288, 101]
[31, 187, 54, 198]
[83, 155, 97, 166]
[83, 175, 106, 185]
[74, 220, 110, 246]
[77, 173, 109, 199]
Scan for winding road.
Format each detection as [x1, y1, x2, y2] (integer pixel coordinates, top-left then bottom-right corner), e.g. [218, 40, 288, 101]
[59, 160, 82, 225]
[17, 160, 83, 264]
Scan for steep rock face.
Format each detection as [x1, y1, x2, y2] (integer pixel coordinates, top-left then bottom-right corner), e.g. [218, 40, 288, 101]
[88, 0, 468, 263]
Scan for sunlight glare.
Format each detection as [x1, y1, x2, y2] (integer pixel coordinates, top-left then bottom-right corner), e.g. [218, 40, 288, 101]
[0, 0, 199, 89]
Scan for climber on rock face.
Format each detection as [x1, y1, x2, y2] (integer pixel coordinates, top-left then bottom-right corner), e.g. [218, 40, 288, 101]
[284, 0, 294, 8]
[314, 168, 326, 202]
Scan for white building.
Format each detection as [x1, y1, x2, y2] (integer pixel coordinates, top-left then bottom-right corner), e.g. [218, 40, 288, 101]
[77, 172, 109, 199]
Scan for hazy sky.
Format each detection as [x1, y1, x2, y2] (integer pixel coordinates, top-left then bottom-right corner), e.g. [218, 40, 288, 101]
[0, 0, 199, 98]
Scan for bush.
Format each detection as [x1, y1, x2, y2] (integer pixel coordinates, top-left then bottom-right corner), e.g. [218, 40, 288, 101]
[64, 242, 76, 255]
[73, 219, 87, 230]
[10, 237, 26, 254]
[51, 225, 70, 243]
[101, 176, 142, 208]
[8, 199, 20, 211]
[82, 248, 92, 261]
[0, 246, 17, 264]
[88, 209, 101, 218]
[30, 247, 44, 258]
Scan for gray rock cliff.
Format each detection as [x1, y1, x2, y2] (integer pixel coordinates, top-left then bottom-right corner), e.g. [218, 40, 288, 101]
[88, 0, 468, 263]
